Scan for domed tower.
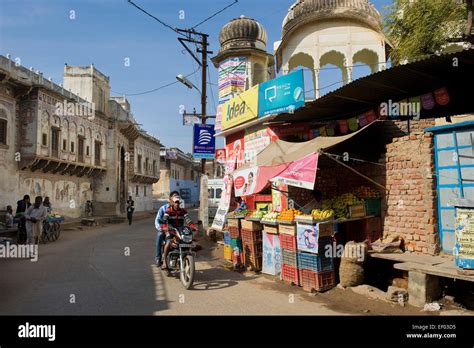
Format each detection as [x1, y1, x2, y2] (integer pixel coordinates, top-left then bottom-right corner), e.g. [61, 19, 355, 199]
[275, 0, 389, 98]
[212, 15, 275, 103]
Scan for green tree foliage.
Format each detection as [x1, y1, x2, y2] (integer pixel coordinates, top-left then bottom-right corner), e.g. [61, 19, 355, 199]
[384, 0, 466, 64]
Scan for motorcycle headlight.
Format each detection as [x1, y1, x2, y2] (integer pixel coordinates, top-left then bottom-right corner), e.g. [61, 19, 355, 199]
[182, 234, 192, 243]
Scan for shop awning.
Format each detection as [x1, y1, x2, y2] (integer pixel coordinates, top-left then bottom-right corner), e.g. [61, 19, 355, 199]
[233, 122, 377, 196]
[238, 121, 377, 169]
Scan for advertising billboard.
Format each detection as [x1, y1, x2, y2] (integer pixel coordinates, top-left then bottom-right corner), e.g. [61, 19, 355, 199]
[192, 124, 216, 159]
[221, 85, 259, 130]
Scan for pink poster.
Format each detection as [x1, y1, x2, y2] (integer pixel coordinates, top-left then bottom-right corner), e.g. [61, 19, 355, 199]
[271, 153, 319, 190]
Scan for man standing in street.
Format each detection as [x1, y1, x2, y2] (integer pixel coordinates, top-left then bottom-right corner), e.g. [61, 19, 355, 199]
[25, 196, 48, 248]
[126, 196, 135, 225]
[15, 194, 31, 244]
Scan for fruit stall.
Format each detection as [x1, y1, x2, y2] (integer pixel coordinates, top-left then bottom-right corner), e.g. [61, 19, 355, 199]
[220, 184, 383, 293]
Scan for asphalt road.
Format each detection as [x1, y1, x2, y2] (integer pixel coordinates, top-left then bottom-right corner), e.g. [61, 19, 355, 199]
[0, 213, 347, 315]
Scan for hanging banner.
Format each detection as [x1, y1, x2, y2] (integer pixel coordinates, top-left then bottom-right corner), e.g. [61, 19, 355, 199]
[226, 136, 245, 170]
[234, 164, 288, 197]
[218, 57, 247, 102]
[348, 117, 358, 132]
[211, 174, 233, 231]
[271, 153, 318, 190]
[215, 103, 223, 131]
[244, 128, 272, 164]
[221, 85, 259, 130]
[272, 180, 288, 213]
[338, 119, 348, 134]
[233, 167, 259, 197]
[421, 93, 435, 110]
[268, 123, 312, 141]
[193, 124, 216, 159]
[258, 69, 305, 117]
[215, 148, 227, 164]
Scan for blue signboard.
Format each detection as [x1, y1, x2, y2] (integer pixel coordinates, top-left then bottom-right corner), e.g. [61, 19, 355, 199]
[258, 69, 305, 117]
[193, 124, 216, 159]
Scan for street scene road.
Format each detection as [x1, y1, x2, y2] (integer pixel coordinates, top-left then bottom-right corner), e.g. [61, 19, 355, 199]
[2, 211, 469, 316]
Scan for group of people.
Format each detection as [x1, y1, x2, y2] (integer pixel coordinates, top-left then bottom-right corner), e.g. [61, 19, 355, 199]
[5, 195, 53, 245]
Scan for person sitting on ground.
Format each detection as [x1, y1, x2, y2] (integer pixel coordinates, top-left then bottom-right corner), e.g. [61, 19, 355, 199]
[5, 205, 14, 228]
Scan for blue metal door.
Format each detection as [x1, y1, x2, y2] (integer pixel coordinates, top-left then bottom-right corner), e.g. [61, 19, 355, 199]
[433, 126, 474, 253]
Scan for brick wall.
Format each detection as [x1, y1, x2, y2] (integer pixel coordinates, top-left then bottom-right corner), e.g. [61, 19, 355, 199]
[384, 132, 440, 255]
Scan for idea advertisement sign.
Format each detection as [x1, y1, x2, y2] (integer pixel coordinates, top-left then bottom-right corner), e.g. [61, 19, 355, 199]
[193, 124, 216, 159]
[221, 85, 259, 130]
[258, 69, 305, 117]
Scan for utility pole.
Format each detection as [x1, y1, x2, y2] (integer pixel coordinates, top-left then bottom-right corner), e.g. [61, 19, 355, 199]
[176, 28, 213, 230]
[176, 29, 213, 174]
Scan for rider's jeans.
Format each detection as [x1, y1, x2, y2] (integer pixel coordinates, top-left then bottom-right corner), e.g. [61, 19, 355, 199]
[156, 230, 165, 261]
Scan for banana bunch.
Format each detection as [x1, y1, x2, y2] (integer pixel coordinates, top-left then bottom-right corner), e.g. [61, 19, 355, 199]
[322, 193, 363, 219]
[311, 209, 334, 220]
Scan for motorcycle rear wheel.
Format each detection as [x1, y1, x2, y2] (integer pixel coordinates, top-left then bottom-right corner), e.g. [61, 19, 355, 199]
[180, 254, 195, 290]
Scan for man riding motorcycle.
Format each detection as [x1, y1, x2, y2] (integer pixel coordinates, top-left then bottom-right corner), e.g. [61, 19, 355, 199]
[155, 191, 196, 270]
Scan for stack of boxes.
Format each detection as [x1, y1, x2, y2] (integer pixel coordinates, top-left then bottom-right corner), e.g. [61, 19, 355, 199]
[241, 220, 263, 271]
[297, 235, 335, 292]
[227, 218, 244, 266]
[279, 223, 300, 285]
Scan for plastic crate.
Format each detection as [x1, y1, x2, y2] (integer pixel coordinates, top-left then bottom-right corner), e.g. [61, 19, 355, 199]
[224, 245, 232, 260]
[281, 264, 300, 285]
[297, 252, 333, 272]
[364, 198, 381, 217]
[223, 231, 231, 245]
[317, 236, 333, 255]
[230, 238, 243, 251]
[228, 226, 240, 239]
[241, 228, 263, 243]
[282, 249, 298, 267]
[243, 241, 263, 256]
[300, 269, 336, 292]
[280, 234, 297, 251]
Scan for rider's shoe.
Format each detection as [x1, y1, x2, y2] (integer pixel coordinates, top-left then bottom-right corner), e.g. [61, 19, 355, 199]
[155, 259, 162, 267]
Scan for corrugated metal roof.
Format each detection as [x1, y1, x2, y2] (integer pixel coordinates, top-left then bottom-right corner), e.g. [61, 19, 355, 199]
[272, 47, 474, 124]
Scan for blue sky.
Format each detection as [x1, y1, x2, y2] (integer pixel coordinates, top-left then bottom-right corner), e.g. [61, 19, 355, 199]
[0, 0, 393, 152]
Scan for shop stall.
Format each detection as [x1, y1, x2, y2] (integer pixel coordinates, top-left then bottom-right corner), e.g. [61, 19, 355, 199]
[219, 122, 387, 291]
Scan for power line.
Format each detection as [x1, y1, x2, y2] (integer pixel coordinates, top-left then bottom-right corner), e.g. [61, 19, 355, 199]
[192, 0, 239, 29]
[127, 0, 184, 36]
[111, 68, 200, 96]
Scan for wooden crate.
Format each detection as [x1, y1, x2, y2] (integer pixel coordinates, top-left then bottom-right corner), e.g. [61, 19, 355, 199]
[349, 204, 366, 218]
[279, 223, 296, 236]
[263, 224, 279, 234]
[227, 218, 241, 228]
[241, 219, 262, 231]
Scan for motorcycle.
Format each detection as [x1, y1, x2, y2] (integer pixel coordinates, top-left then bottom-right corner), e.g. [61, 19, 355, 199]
[161, 226, 196, 290]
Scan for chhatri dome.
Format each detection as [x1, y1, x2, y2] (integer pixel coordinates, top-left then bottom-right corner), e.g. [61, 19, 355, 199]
[219, 15, 268, 53]
[275, 0, 389, 99]
[213, 15, 275, 90]
[282, 0, 383, 38]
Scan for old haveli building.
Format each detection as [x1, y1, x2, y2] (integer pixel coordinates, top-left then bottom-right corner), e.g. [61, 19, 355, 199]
[0, 55, 161, 218]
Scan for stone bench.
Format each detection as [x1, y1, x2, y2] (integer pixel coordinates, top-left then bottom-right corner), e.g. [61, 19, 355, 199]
[370, 252, 474, 307]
